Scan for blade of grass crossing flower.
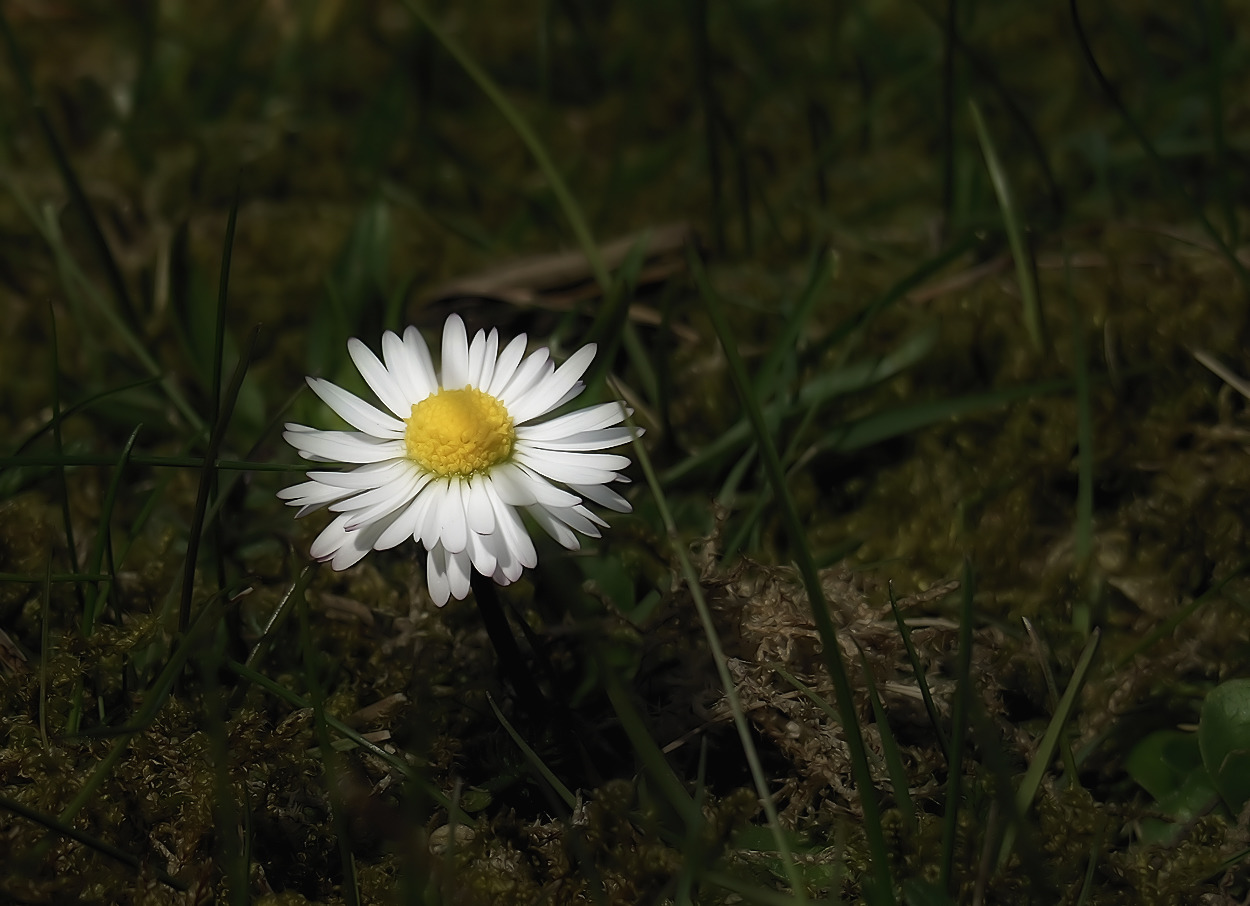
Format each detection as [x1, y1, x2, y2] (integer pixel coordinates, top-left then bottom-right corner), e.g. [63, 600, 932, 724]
[693, 252, 895, 904]
[486, 693, 577, 812]
[404, 1, 609, 291]
[179, 325, 260, 633]
[940, 561, 975, 894]
[887, 584, 950, 761]
[630, 432, 810, 901]
[969, 100, 1044, 352]
[997, 628, 1101, 869]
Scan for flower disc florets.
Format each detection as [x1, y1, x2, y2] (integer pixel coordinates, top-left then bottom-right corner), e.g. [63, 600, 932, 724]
[405, 386, 515, 477]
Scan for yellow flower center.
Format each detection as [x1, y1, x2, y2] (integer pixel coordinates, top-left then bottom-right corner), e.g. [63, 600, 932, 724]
[404, 386, 515, 477]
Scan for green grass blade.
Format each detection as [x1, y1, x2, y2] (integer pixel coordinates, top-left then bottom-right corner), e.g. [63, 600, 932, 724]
[403, 0, 609, 290]
[47, 308, 85, 619]
[940, 561, 975, 893]
[997, 628, 1101, 868]
[818, 377, 1071, 454]
[969, 100, 1044, 352]
[179, 325, 260, 633]
[858, 646, 918, 834]
[693, 253, 895, 904]
[631, 429, 809, 902]
[887, 584, 950, 761]
[486, 693, 577, 811]
[82, 425, 141, 636]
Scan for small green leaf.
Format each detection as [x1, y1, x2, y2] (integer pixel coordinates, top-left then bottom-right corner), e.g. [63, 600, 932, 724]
[1199, 678, 1250, 814]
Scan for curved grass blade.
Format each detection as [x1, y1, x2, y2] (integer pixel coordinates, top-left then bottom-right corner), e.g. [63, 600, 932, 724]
[403, 0, 609, 291]
[887, 583, 950, 761]
[486, 693, 577, 812]
[996, 628, 1101, 868]
[969, 100, 1044, 352]
[693, 253, 894, 905]
[631, 432, 809, 902]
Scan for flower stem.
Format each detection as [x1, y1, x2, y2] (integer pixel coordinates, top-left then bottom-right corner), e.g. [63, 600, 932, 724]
[469, 573, 548, 717]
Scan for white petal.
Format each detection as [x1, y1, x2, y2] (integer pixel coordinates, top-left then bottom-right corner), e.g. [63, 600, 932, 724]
[374, 492, 427, 550]
[348, 337, 411, 419]
[447, 549, 472, 601]
[329, 510, 401, 570]
[497, 349, 550, 406]
[486, 484, 536, 572]
[277, 479, 352, 509]
[310, 512, 352, 561]
[307, 377, 406, 437]
[306, 460, 410, 489]
[507, 344, 597, 424]
[466, 329, 487, 389]
[515, 402, 629, 441]
[466, 529, 497, 579]
[340, 472, 430, 530]
[545, 503, 605, 537]
[328, 465, 423, 513]
[488, 461, 580, 508]
[384, 329, 436, 407]
[283, 425, 406, 463]
[514, 449, 629, 486]
[465, 475, 495, 535]
[485, 461, 539, 506]
[516, 426, 636, 452]
[418, 483, 450, 551]
[526, 505, 580, 550]
[571, 482, 632, 513]
[437, 479, 468, 554]
[487, 334, 529, 397]
[403, 326, 439, 396]
[477, 329, 499, 391]
[441, 314, 471, 390]
[426, 546, 451, 606]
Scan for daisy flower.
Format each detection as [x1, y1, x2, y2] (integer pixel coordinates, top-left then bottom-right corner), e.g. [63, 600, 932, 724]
[278, 314, 637, 605]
